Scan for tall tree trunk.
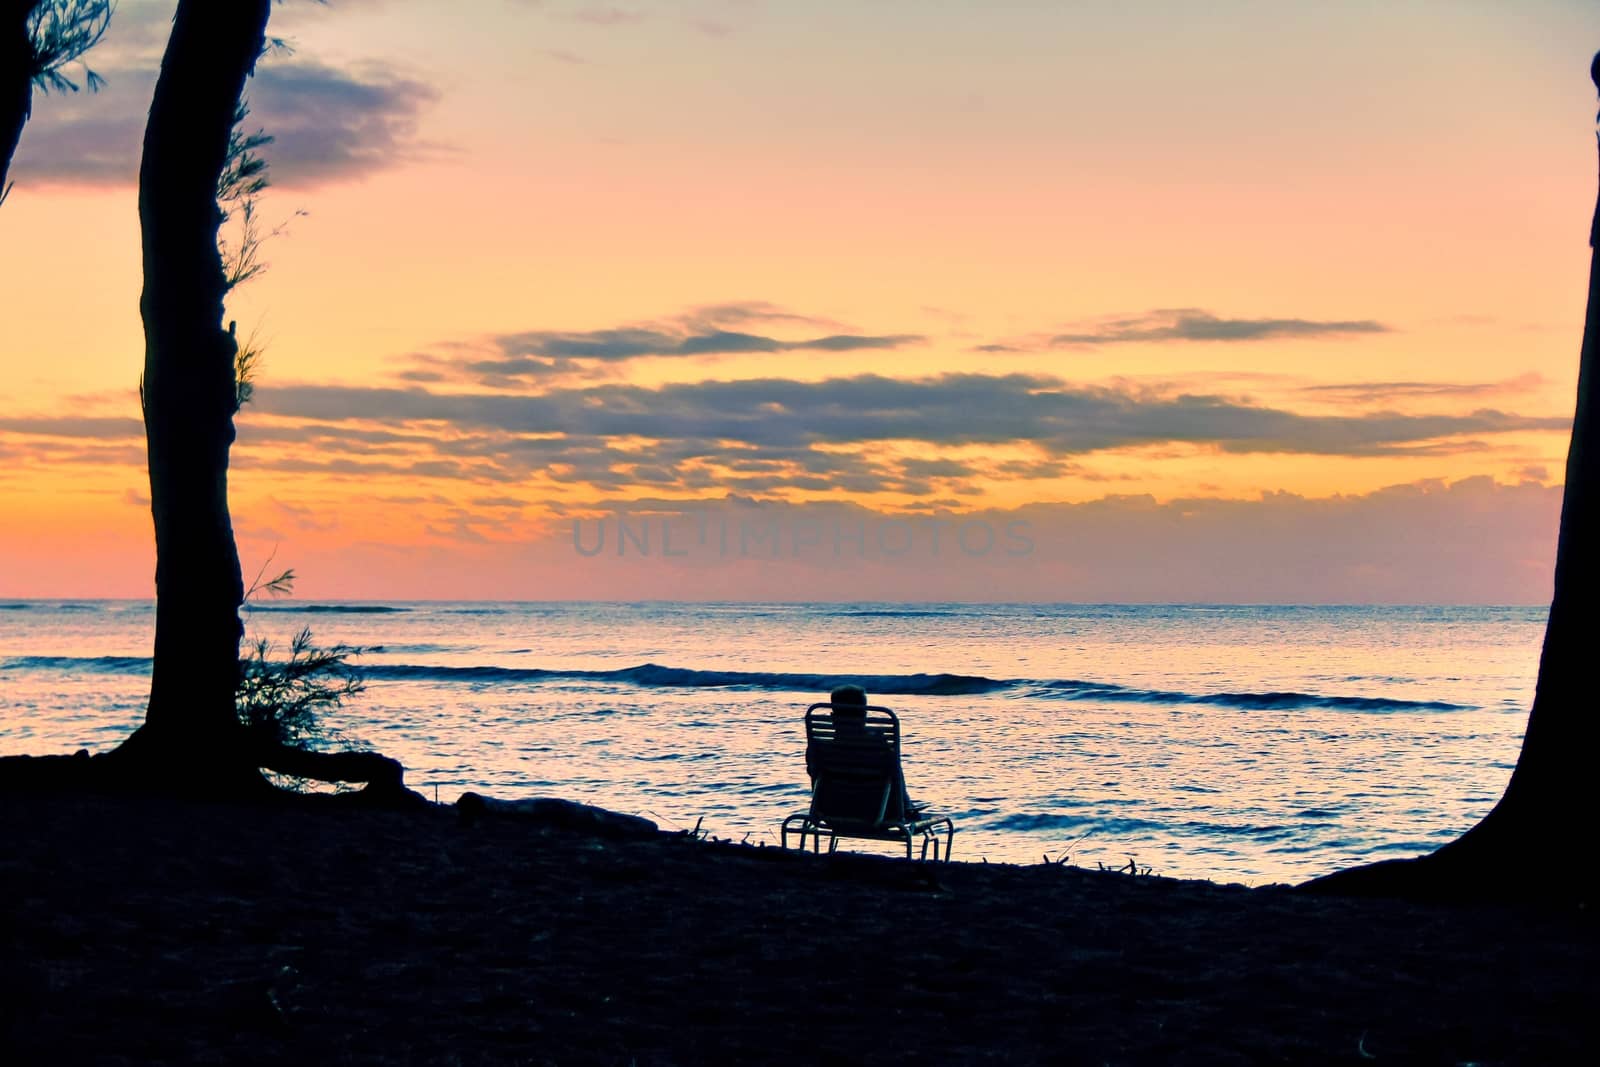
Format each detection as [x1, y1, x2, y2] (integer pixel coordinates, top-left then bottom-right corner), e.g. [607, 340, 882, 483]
[0, 0, 413, 800]
[1304, 54, 1600, 904]
[111, 0, 271, 788]
[0, 1, 42, 201]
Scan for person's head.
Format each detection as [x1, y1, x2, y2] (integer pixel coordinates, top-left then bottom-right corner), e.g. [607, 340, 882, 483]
[830, 684, 868, 717]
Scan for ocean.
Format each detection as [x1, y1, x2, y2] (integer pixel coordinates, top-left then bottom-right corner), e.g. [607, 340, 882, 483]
[0, 600, 1543, 885]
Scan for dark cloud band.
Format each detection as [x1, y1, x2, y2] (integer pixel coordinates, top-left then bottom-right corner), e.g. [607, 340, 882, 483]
[5, 369, 1565, 496]
[1041, 308, 1389, 347]
[248, 373, 1564, 459]
[14, 56, 439, 188]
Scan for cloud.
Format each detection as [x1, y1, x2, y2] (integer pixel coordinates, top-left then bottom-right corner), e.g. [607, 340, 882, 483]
[532, 2, 748, 38]
[0, 436, 146, 467]
[10, 105, 143, 186]
[496, 328, 921, 360]
[567, 6, 648, 26]
[34, 473, 1552, 604]
[532, 48, 589, 64]
[253, 373, 1566, 457]
[409, 302, 923, 384]
[217, 371, 1572, 495]
[0, 416, 143, 438]
[689, 19, 735, 37]
[246, 61, 442, 185]
[75, 1, 183, 65]
[1035, 308, 1390, 348]
[678, 301, 843, 332]
[9, 360, 1571, 498]
[9, 370, 1570, 498]
[14, 56, 440, 189]
[316, 477, 1560, 605]
[1299, 373, 1545, 405]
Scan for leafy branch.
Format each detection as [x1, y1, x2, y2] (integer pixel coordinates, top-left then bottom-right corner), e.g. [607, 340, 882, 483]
[27, 0, 113, 95]
[244, 548, 295, 601]
[237, 627, 366, 752]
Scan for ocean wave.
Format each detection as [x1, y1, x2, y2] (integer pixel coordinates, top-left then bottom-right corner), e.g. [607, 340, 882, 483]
[365, 662, 1468, 709]
[363, 662, 1008, 695]
[837, 609, 962, 618]
[1030, 679, 1468, 712]
[0, 652, 1474, 711]
[985, 812, 1168, 835]
[246, 604, 411, 614]
[0, 655, 152, 674]
[0, 602, 101, 612]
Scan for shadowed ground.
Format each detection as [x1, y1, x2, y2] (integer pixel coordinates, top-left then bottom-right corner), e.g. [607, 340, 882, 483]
[1, 792, 1593, 1065]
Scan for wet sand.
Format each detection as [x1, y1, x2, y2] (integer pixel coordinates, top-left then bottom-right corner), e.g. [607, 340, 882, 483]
[1, 791, 1593, 1065]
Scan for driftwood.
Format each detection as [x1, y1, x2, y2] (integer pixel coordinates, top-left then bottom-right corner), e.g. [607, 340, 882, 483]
[0, 750, 100, 791]
[254, 744, 406, 793]
[0, 743, 416, 805]
[456, 793, 659, 838]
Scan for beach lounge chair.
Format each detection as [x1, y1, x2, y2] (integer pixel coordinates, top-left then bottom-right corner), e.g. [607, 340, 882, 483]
[781, 702, 955, 861]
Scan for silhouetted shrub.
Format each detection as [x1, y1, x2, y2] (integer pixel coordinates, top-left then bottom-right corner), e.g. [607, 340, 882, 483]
[236, 627, 365, 751]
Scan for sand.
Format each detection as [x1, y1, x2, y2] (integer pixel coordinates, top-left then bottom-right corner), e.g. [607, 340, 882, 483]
[1, 790, 1593, 1065]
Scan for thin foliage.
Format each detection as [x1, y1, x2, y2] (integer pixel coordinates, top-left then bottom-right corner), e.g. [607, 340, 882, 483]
[4, 1, 113, 206]
[233, 322, 265, 410]
[218, 104, 272, 206]
[221, 196, 268, 290]
[236, 626, 366, 751]
[217, 105, 273, 290]
[1039, 831, 1091, 868]
[27, 0, 113, 95]
[216, 106, 305, 292]
[237, 562, 364, 765]
[244, 548, 295, 601]
[679, 816, 758, 845]
[1096, 856, 1155, 877]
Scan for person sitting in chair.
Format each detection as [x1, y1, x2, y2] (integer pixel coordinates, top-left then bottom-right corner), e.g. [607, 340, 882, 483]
[828, 683, 921, 819]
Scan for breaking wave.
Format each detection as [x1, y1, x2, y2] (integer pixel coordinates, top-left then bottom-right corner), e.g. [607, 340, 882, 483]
[0, 656, 1473, 712]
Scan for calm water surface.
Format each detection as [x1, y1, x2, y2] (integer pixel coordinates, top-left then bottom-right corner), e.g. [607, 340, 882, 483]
[0, 601, 1543, 884]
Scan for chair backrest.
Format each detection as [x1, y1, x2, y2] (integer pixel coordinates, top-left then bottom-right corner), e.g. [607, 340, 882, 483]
[803, 702, 906, 828]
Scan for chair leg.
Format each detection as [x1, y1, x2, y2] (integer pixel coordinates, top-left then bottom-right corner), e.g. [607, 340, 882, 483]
[783, 818, 817, 853]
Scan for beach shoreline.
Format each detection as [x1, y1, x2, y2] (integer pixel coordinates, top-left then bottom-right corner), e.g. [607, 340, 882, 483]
[2, 789, 1592, 1065]
[0, 600, 1545, 882]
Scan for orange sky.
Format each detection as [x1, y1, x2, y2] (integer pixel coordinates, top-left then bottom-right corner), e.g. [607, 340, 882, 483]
[2, 1, 1598, 601]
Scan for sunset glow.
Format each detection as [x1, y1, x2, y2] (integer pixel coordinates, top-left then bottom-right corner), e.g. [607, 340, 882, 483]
[3, 0, 1598, 600]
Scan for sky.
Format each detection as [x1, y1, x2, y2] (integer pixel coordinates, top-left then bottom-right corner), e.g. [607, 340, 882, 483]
[1, 0, 1597, 602]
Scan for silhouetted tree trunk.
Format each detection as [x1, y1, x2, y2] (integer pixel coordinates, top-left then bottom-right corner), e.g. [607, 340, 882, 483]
[0, 1, 408, 798]
[1304, 54, 1600, 904]
[0, 1, 43, 199]
[108, 0, 272, 789]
